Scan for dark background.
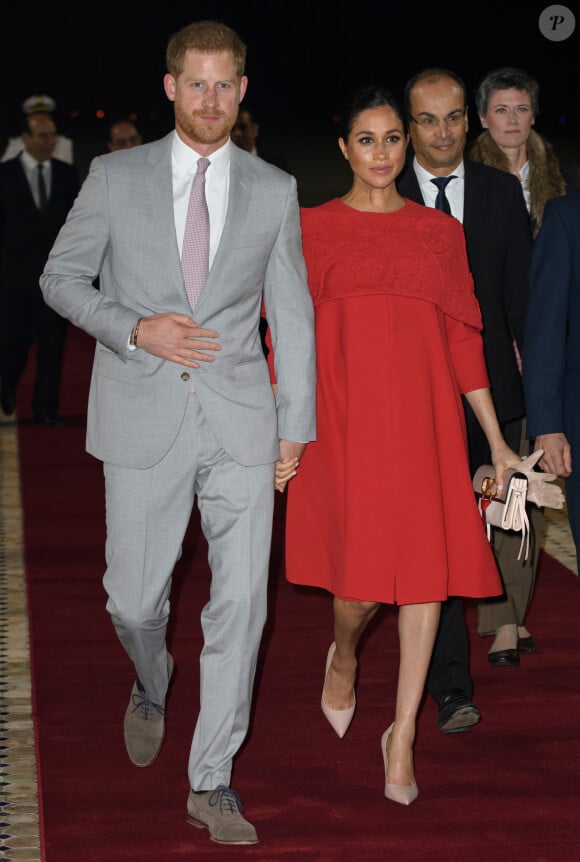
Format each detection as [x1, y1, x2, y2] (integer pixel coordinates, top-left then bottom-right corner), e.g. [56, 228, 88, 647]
[1, 2, 578, 200]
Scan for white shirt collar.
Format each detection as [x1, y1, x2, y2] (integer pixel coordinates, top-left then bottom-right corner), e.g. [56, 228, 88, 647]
[413, 157, 465, 183]
[21, 151, 50, 170]
[412, 157, 465, 222]
[171, 131, 231, 178]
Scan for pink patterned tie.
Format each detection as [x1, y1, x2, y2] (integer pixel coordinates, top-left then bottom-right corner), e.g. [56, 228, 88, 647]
[181, 157, 211, 312]
[181, 157, 210, 393]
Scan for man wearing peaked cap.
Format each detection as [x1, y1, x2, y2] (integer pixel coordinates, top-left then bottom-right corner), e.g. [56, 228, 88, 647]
[22, 94, 57, 114]
[1, 94, 74, 164]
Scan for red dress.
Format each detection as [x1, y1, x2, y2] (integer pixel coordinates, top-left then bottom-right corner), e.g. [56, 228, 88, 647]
[285, 198, 502, 605]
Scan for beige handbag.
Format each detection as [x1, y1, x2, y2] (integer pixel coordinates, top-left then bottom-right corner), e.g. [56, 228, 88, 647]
[472, 450, 565, 560]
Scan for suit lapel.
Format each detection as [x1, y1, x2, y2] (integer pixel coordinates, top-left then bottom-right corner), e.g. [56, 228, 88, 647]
[215, 149, 253, 254]
[144, 135, 184, 287]
[194, 149, 254, 315]
[462, 160, 485, 239]
[13, 159, 38, 213]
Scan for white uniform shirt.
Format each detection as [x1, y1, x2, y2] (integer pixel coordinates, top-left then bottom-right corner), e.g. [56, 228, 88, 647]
[2, 135, 73, 165]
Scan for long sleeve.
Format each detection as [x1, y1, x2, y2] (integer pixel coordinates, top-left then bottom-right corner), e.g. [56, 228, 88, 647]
[446, 316, 490, 394]
[523, 198, 572, 437]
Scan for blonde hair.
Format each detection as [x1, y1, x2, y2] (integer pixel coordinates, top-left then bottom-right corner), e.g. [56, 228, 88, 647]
[166, 20, 247, 78]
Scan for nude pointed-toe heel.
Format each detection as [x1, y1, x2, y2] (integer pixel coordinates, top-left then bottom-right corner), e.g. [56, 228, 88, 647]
[380, 722, 419, 805]
[321, 643, 356, 738]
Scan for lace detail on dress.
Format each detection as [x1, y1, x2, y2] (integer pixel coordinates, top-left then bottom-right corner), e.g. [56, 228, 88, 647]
[300, 198, 482, 330]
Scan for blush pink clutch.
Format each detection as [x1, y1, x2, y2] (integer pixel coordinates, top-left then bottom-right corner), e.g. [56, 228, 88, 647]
[472, 450, 565, 560]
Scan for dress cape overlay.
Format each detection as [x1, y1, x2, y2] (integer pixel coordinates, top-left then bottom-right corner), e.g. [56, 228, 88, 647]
[285, 198, 502, 604]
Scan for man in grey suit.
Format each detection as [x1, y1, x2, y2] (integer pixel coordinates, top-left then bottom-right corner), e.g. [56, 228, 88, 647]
[40, 20, 316, 846]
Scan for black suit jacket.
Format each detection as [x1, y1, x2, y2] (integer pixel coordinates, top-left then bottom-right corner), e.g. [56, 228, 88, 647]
[397, 159, 532, 424]
[0, 156, 79, 290]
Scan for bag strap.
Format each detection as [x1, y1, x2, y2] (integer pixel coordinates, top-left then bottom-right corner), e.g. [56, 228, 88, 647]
[476, 473, 531, 560]
[502, 477, 530, 560]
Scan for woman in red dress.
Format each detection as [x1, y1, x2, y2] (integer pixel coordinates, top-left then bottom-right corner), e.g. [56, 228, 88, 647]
[275, 87, 523, 805]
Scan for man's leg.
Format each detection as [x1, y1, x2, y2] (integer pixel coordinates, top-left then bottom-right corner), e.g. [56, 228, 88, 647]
[33, 299, 68, 420]
[103, 398, 199, 766]
[0, 287, 32, 415]
[103, 452, 195, 704]
[185, 399, 273, 846]
[426, 597, 480, 733]
[188, 401, 274, 790]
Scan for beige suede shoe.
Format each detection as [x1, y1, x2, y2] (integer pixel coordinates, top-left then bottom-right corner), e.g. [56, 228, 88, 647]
[186, 786, 259, 845]
[123, 652, 174, 767]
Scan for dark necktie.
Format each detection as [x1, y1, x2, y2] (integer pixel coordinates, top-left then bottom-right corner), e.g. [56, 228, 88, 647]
[181, 157, 211, 392]
[431, 175, 456, 215]
[37, 163, 48, 214]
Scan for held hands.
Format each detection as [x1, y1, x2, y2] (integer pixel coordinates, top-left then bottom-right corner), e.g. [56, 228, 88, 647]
[134, 313, 220, 366]
[275, 457, 298, 493]
[275, 440, 307, 493]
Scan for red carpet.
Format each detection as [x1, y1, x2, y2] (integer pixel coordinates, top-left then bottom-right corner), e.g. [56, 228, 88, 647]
[17, 327, 580, 861]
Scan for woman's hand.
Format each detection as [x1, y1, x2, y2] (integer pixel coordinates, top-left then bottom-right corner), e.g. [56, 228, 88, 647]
[274, 457, 298, 493]
[489, 444, 523, 491]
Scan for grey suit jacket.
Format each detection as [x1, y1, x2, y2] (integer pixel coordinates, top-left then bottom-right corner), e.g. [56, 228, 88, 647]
[40, 133, 316, 468]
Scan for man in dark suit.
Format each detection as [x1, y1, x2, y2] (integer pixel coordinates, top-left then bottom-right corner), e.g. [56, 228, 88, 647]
[397, 68, 533, 732]
[0, 111, 79, 424]
[523, 192, 580, 574]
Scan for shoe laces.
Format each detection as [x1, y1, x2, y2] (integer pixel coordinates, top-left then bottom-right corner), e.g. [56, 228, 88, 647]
[208, 786, 245, 815]
[130, 689, 164, 721]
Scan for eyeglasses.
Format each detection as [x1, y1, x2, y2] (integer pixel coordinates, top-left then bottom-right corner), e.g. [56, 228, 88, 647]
[407, 108, 467, 128]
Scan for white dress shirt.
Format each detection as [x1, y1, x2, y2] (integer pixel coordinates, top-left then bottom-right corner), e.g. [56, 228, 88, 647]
[413, 157, 465, 224]
[128, 134, 232, 350]
[518, 161, 531, 213]
[20, 150, 52, 209]
[171, 131, 230, 268]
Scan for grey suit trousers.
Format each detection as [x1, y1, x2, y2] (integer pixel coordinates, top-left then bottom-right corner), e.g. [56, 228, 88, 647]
[103, 395, 275, 789]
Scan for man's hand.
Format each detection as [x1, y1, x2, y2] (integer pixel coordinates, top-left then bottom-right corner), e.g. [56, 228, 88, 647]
[135, 313, 221, 366]
[535, 433, 572, 477]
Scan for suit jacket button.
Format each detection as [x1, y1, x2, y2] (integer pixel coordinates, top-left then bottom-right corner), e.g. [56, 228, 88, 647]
[181, 372, 190, 381]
